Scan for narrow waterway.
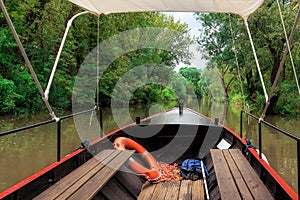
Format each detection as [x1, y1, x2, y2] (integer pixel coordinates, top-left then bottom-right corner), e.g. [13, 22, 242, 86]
[0, 101, 299, 193]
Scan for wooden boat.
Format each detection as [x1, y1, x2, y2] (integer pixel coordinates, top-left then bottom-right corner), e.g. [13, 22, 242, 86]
[0, 0, 299, 199]
[0, 107, 297, 199]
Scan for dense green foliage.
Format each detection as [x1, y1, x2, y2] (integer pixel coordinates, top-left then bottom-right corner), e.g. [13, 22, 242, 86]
[179, 67, 200, 96]
[195, 0, 300, 115]
[1, 0, 299, 116]
[0, 0, 192, 114]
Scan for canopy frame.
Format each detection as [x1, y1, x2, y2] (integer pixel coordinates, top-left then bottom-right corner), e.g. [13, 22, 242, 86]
[0, 0, 58, 121]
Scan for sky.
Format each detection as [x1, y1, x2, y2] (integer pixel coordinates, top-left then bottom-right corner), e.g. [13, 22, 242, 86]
[166, 12, 200, 37]
[165, 12, 207, 71]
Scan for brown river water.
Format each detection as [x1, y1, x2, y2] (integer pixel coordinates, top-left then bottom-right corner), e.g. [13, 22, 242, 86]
[0, 101, 299, 193]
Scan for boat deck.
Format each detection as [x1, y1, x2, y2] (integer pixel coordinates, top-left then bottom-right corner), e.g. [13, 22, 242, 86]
[141, 108, 213, 125]
[33, 147, 274, 199]
[210, 149, 274, 200]
[32, 146, 207, 200]
[138, 179, 204, 200]
[34, 149, 134, 200]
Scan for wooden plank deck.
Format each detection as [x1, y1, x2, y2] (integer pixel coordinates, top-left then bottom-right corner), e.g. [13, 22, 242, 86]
[210, 149, 274, 200]
[34, 149, 134, 200]
[138, 179, 205, 200]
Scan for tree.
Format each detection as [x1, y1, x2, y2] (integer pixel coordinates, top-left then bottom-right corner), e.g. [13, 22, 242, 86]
[195, 13, 237, 102]
[179, 67, 202, 98]
[195, 0, 300, 114]
[95, 13, 192, 107]
[1, 1, 193, 113]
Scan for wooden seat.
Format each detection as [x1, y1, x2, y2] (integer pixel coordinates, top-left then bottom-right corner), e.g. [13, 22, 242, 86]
[138, 179, 205, 200]
[34, 149, 134, 200]
[210, 149, 274, 200]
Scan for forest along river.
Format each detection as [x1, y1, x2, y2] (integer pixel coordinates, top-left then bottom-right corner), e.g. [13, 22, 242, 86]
[0, 101, 299, 193]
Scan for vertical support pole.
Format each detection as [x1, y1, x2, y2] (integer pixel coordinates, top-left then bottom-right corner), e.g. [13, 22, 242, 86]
[57, 120, 61, 162]
[297, 140, 300, 195]
[258, 121, 262, 159]
[136, 116, 140, 124]
[179, 102, 183, 115]
[99, 107, 103, 137]
[240, 111, 243, 139]
[214, 118, 219, 125]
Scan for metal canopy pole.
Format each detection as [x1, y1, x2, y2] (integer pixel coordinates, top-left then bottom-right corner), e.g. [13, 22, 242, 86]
[244, 19, 268, 103]
[260, 7, 300, 120]
[45, 11, 89, 100]
[0, 0, 58, 121]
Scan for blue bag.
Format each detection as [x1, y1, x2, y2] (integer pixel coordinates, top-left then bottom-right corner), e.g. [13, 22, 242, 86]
[180, 159, 209, 180]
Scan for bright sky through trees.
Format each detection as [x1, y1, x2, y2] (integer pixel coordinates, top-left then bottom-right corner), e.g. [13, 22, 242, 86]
[166, 12, 207, 71]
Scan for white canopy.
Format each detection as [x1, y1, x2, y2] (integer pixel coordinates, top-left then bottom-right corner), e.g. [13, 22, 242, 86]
[68, 0, 264, 19]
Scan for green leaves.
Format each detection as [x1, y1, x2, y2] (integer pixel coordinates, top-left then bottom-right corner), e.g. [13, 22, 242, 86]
[0, 76, 19, 113]
[195, 0, 300, 115]
[0, 1, 192, 114]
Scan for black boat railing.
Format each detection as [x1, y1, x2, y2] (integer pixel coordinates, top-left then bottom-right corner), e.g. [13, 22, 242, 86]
[0, 107, 103, 162]
[240, 110, 300, 194]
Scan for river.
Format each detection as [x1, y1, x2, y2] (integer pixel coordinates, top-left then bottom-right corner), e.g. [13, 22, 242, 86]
[0, 101, 299, 193]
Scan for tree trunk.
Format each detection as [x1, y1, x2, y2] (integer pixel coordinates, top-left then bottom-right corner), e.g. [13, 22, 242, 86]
[267, 56, 281, 114]
[246, 69, 255, 100]
[220, 75, 229, 102]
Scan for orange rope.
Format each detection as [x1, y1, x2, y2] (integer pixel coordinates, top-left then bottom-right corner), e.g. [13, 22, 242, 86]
[153, 162, 182, 183]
